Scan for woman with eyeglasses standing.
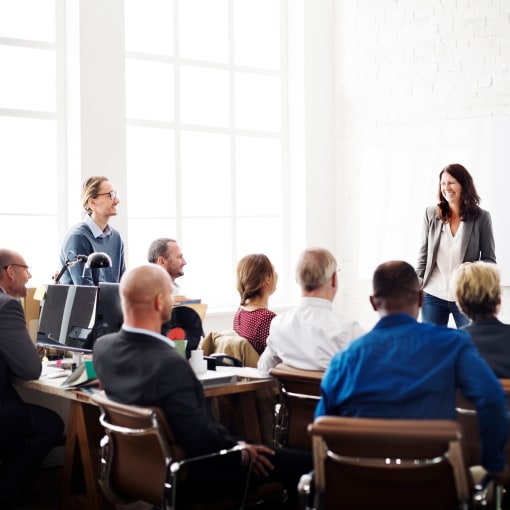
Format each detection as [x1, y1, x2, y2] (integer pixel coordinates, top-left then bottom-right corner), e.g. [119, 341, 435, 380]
[58, 176, 126, 286]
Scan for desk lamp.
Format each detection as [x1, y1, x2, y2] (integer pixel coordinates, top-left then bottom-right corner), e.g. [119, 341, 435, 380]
[82, 252, 112, 275]
[54, 252, 112, 283]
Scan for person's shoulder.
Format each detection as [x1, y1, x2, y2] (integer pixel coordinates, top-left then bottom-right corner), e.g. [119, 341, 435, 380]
[423, 322, 472, 343]
[259, 307, 276, 319]
[476, 208, 492, 221]
[0, 293, 23, 312]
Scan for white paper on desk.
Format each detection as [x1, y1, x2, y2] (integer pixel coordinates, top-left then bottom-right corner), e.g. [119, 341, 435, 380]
[196, 370, 236, 387]
[40, 365, 70, 379]
[215, 366, 269, 379]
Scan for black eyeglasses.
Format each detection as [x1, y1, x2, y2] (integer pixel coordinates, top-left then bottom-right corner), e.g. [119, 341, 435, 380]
[3, 263, 31, 272]
[96, 190, 119, 200]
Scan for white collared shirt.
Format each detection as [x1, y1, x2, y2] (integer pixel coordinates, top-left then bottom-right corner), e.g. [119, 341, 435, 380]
[424, 221, 464, 301]
[121, 324, 176, 349]
[257, 296, 365, 375]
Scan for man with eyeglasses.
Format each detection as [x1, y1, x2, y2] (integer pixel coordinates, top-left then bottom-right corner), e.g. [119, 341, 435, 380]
[0, 249, 65, 509]
[58, 176, 126, 286]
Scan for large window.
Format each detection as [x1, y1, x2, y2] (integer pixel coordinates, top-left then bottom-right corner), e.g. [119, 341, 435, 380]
[124, 0, 289, 307]
[0, 0, 63, 286]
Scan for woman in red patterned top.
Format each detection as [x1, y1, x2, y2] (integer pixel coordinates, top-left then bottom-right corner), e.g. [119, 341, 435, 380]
[233, 254, 277, 355]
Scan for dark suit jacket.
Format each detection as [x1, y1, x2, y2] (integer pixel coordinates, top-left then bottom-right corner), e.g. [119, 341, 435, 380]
[462, 317, 510, 378]
[93, 328, 237, 457]
[0, 290, 42, 441]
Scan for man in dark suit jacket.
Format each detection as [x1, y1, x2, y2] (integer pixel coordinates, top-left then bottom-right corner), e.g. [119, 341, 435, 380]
[93, 264, 311, 506]
[0, 249, 65, 509]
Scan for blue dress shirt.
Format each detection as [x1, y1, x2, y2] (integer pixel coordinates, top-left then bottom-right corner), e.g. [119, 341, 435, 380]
[316, 313, 508, 473]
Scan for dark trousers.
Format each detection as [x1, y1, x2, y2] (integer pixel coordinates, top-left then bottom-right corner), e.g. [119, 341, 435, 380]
[183, 447, 312, 507]
[0, 401, 65, 508]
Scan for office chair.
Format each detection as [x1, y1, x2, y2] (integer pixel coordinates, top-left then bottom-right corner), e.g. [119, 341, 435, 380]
[162, 306, 204, 359]
[90, 392, 286, 510]
[299, 416, 491, 510]
[455, 380, 510, 508]
[200, 330, 260, 368]
[456, 379, 510, 468]
[268, 363, 323, 449]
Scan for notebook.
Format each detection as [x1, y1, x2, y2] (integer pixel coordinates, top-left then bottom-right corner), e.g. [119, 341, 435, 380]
[196, 370, 237, 388]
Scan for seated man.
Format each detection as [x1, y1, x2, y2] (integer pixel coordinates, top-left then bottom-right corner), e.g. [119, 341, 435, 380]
[147, 237, 187, 296]
[453, 261, 510, 378]
[0, 249, 65, 509]
[258, 247, 364, 375]
[316, 260, 508, 481]
[93, 264, 311, 506]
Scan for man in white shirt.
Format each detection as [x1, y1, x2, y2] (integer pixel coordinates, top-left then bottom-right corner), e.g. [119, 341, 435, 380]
[258, 247, 364, 375]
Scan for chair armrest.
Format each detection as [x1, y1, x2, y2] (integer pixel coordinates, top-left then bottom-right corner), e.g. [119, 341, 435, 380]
[297, 471, 315, 510]
[169, 444, 253, 508]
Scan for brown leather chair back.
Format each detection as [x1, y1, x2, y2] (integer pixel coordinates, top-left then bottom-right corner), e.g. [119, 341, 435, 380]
[269, 363, 323, 449]
[456, 378, 510, 468]
[308, 416, 471, 510]
[91, 392, 182, 508]
[91, 392, 286, 510]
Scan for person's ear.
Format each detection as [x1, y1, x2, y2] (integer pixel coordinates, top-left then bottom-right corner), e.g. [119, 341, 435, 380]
[331, 271, 337, 288]
[155, 293, 163, 311]
[369, 295, 377, 311]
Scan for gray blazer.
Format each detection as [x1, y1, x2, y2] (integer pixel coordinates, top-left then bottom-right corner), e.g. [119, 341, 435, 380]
[416, 206, 496, 288]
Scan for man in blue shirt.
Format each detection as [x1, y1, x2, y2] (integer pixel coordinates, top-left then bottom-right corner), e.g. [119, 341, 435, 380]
[59, 176, 126, 285]
[316, 260, 508, 481]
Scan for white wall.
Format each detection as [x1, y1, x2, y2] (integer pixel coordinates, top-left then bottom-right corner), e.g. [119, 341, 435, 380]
[333, 0, 510, 330]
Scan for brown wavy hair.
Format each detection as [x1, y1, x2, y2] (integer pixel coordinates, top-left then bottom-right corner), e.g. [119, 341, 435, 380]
[436, 164, 480, 222]
[236, 254, 274, 306]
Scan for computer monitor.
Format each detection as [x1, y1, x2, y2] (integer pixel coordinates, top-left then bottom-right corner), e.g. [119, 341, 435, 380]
[97, 282, 123, 336]
[37, 284, 70, 344]
[37, 284, 99, 353]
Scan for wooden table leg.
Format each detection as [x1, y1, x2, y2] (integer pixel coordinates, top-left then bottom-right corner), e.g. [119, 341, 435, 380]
[61, 400, 115, 510]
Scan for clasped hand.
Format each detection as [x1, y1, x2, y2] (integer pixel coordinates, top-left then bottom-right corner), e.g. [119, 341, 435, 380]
[238, 441, 275, 477]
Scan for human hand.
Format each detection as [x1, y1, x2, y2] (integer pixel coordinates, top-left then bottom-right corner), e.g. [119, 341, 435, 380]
[238, 442, 275, 477]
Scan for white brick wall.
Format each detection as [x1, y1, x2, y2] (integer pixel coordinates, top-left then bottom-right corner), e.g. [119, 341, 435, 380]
[333, 0, 510, 330]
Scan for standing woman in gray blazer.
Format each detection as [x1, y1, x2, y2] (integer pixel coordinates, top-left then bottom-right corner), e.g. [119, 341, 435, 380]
[416, 163, 496, 327]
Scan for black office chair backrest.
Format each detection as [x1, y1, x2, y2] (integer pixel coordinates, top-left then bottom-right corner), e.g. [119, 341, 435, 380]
[161, 306, 204, 359]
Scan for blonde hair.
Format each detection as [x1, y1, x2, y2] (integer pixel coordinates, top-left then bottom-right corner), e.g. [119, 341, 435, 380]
[236, 254, 274, 306]
[296, 248, 337, 292]
[453, 261, 501, 321]
[81, 176, 109, 214]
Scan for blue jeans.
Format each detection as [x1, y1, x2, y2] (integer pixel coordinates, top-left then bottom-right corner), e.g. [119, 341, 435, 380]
[421, 293, 469, 328]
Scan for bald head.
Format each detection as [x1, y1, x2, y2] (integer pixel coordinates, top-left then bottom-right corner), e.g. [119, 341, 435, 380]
[120, 264, 174, 331]
[0, 248, 32, 298]
[370, 260, 422, 317]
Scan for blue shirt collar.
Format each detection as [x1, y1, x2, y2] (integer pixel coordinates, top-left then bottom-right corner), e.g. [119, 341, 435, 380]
[84, 214, 112, 239]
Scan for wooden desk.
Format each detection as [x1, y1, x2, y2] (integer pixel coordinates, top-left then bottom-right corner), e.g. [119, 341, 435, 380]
[16, 369, 276, 510]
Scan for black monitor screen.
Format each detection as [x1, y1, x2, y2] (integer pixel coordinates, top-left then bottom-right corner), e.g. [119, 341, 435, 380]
[37, 284, 98, 352]
[38, 284, 70, 344]
[65, 286, 99, 349]
[98, 282, 123, 336]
